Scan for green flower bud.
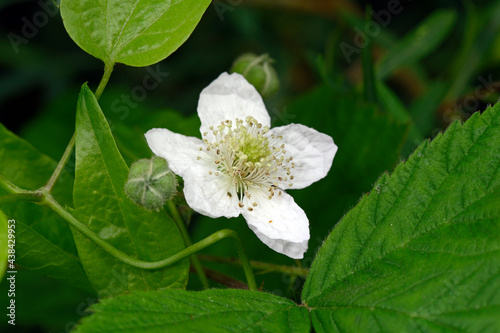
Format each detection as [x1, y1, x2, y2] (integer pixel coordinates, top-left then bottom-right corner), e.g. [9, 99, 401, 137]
[125, 156, 177, 211]
[231, 53, 280, 98]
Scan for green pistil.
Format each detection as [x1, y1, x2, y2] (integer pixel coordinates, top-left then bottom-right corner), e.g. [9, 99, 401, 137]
[237, 128, 271, 164]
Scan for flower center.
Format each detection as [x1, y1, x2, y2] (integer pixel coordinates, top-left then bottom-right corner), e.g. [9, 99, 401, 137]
[199, 116, 295, 208]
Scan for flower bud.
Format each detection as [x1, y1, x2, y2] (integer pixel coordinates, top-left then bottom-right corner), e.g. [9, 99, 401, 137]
[125, 156, 177, 211]
[231, 53, 279, 98]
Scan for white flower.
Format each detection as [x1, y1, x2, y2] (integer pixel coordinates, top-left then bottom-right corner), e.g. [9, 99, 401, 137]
[145, 72, 337, 259]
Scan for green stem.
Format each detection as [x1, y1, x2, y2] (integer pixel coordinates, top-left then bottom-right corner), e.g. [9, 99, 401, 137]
[167, 201, 209, 289]
[198, 254, 309, 278]
[43, 133, 75, 193]
[0, 174, 23, 194]
[95, 62, 115, 100]
[0, 193, 43, 205]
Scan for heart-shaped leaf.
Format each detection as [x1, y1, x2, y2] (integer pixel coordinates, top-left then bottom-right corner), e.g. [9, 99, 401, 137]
[61, 0, 211, 67]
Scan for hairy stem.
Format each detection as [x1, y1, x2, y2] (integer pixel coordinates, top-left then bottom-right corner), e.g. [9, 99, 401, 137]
[167, 200, 209, 289]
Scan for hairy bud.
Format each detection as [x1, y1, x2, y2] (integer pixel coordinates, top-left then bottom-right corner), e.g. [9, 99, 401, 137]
[125, 156, 177, 211]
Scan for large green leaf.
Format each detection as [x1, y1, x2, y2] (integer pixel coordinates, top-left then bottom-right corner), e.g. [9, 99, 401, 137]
[75, 289, 310, 333]
[73, 84, 188, 296]
[302, 105, 500, 332]
[0, 123, 92, 291]
[377, 10, 456, 79]
[60, 0, 211, 67]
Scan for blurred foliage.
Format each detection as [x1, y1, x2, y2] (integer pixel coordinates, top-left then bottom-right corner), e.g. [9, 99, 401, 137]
[0, 0, 499, 331]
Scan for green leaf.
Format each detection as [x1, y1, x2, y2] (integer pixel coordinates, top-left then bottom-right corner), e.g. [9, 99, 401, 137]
[60, 0, 211, 67]
[73, 84, 188, 296]
[75, 289, 310, 333]
[377, 9, 457, 79]
[303, 105, 500, 332]
[0, 123, 92, 291]
[0, 210, 7, 280]
[15, 219, 95, 290]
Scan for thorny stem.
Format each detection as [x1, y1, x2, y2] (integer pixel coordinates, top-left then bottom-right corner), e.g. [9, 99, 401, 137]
[198, 254, 309, 278]
[167, 200, 210, 289]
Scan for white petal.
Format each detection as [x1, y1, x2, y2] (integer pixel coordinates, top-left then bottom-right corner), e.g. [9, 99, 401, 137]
[242, 189, 309, 259]
[197, 72, 271, 137]
[268, 124, 337, 189]
[145, 128, 202, 178]
[145, 128, 240, 219]
[183, 165, 241, 219]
